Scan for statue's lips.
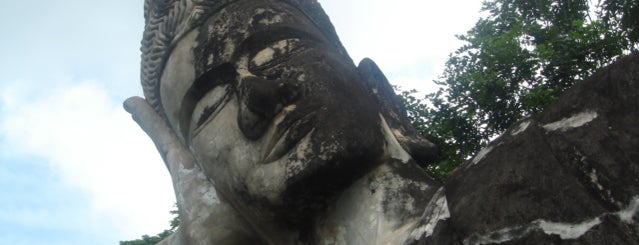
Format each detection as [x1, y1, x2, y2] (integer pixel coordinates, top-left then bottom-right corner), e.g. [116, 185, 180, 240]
[263, 106, 315, 163]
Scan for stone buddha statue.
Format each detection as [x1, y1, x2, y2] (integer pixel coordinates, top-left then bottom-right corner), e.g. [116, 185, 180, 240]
[125, 0, 444, 244]
[125, 0, 639, 244]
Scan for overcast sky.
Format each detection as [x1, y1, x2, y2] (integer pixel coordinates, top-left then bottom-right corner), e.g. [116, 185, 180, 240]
[0, 0, 483, 244]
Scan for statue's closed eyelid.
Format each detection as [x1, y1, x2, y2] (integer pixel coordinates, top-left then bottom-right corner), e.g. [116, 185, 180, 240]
[179, 63, 237, 141]
[189, 85, 234, 139]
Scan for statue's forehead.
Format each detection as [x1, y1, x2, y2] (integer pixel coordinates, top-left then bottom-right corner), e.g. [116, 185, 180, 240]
[191, 1, 326, 75]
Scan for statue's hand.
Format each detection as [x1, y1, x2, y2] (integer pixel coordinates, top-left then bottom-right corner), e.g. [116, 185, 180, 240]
[123, 96, 196, 173]
[123, 97, 215, 243]
[124, 97, 259, 244]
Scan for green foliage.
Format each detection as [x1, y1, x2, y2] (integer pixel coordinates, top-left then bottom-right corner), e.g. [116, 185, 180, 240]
[600, 0, 639, 47]
[119, 230, 173, 245]
[169, 207, 180, 231]
[402, 0, 637, 180]
[120, 205, 180, 245]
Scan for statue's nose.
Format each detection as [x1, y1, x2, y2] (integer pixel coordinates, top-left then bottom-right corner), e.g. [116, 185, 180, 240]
[237, 76, 301, 140]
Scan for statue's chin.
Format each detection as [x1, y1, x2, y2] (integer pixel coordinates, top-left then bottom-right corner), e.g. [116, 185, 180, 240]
[245, 129, 315, 205]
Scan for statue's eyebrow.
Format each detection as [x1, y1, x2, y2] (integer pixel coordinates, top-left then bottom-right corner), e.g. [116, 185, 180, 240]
[179, 63, 237, 141]
[235, 26, 323, 58]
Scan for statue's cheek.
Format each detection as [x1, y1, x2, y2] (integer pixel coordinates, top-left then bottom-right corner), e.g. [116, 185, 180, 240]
[191, 101, 248, 158]
[246, 161, 288, 205]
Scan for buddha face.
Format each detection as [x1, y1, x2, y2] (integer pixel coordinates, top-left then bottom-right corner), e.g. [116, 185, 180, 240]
[159, 0, 384, 216]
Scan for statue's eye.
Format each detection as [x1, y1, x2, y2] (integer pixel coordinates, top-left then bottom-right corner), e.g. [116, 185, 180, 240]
[189, 84, 233, 138]
[180, 63, 237, 141]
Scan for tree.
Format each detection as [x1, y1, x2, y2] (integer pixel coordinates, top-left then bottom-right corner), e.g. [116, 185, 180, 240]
[120, 205, 180, 245]
[405, 0, 638, 180]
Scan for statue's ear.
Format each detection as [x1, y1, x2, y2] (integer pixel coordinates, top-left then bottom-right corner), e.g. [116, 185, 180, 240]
[357, 58, 438, 165]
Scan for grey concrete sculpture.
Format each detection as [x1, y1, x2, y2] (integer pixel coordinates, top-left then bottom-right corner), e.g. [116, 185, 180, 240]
[126, 0, 441, 244]
[125, 0, 639, 244]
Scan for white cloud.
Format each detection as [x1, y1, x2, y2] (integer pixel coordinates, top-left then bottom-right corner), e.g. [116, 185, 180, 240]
[320, 0, 483, 92]
[0, 80, 175, 240]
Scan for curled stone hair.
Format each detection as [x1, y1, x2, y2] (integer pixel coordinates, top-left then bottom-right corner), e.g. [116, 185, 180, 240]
[141, 0, 350, 115]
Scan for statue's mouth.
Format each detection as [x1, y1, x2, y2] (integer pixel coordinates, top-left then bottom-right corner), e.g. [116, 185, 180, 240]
[263, 106, 316, 163]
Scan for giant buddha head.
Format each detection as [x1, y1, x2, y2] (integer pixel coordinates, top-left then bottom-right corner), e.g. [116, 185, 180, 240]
[140, 0, 437, 227]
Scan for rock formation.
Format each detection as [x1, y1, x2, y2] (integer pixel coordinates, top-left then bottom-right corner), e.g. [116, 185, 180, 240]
[429, 53, 639, 244]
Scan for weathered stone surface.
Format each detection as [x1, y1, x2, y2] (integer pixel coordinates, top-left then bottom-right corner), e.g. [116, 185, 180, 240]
[131, 0, 443, 244]
[130, 0, 639, 244]
[358, 58, 438, 165]
[437, 53, 639, 244]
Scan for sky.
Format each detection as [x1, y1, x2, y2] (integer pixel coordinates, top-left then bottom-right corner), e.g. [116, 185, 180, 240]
[0, 0, 483, 244]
